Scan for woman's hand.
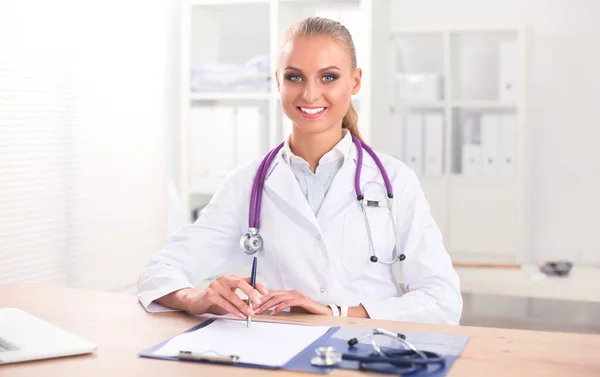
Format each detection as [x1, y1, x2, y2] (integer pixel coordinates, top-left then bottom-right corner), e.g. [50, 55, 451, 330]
[253, 290, 331, 316]
[186, 275, 269, 319]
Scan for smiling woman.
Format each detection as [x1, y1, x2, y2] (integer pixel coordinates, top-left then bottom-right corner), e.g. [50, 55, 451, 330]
[276, 18, 364, 173]
[137, 16, 462, 325]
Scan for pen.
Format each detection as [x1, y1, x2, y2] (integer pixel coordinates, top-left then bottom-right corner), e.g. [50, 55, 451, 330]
[247, 256, 257, 328]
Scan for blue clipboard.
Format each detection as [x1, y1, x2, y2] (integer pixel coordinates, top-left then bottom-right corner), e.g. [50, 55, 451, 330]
[138, 318, 470, 376]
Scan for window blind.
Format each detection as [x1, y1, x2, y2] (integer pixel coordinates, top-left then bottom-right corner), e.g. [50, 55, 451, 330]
[0, 0, 169, 293]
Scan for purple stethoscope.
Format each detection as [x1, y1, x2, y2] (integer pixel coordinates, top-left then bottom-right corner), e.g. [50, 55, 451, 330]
[240, 134, 406, 266]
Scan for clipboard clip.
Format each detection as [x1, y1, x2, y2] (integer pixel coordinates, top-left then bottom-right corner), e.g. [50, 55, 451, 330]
[178, 350, 240, 364]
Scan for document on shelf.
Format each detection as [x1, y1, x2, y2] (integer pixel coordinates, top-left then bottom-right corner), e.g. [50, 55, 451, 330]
[151, 318, 331, 367]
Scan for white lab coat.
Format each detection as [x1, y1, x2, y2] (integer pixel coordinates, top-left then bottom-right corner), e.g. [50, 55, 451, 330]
[137, 143, 463, 325]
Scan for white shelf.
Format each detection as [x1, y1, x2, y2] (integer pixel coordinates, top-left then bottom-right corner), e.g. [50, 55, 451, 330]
[457, 264, 600, 303]
[394, 100, 446, 109]
[452, 100, 517, 109]
[190, 92, 274, 101]
[189, 0, 270, 6]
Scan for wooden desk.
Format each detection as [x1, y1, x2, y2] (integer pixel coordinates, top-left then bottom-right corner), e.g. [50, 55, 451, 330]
[1, 283, 600, 377]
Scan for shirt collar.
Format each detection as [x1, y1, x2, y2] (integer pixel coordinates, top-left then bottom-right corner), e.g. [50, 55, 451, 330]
[282, 129, 353, 166]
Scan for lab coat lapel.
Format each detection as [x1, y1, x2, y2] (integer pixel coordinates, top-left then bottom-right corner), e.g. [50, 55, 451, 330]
[263, 154, 320, 233]
[317, 145, 379, 220]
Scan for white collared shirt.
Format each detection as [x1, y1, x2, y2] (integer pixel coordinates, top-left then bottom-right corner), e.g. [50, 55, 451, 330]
[282, 130, 352, 215]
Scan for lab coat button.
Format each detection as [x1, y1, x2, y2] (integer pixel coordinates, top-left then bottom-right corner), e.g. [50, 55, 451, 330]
[320, 287, 326, 293]
[316, 235, 322, 241]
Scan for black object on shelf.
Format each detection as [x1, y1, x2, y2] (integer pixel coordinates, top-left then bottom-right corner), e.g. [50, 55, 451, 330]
[539, 260, 573, 277]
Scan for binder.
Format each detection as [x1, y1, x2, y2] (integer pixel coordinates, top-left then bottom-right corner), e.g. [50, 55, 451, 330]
[424, 113, 444, 176]
[498, 40, 518, 103]
[212, 106, 236, 181]
[498, 114, 517, 176]
[189, 107, 214, 189]
[390, 110, 405, 161]
[404, 113, 424, 175]
[139, 317, 470, 376]
[461, 113, 482, 176]
[480, 114, 501, 176]
[235, 106, 262, 166]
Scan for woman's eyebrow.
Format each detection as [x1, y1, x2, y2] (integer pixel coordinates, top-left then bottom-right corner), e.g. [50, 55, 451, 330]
[284, 65, 341, 72]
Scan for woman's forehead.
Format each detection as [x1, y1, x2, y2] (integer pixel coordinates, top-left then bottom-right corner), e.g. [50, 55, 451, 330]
[279, 36, 352, 71]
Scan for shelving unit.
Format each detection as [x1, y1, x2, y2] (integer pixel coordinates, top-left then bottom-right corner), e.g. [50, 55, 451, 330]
[178, 0, 530, 266]
[388, 27, 529, 264]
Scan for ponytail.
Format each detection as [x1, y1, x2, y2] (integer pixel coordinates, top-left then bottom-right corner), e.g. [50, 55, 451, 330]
[342, 102, 362, 141]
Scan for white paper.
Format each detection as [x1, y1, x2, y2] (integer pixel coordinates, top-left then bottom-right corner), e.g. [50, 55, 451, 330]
[152, 318, 330, 367]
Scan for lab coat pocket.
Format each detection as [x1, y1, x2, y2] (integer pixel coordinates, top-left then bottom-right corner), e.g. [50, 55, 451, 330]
[342, 202, 395, 276]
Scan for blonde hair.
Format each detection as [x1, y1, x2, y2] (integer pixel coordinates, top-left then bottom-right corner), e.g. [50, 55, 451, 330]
[279, 16, 362, 141]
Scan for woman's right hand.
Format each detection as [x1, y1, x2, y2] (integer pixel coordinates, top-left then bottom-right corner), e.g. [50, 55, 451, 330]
[187, 275, 268, 319]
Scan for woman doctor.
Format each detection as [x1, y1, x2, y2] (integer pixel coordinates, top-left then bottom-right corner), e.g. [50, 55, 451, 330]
[137, 17, 462, 324]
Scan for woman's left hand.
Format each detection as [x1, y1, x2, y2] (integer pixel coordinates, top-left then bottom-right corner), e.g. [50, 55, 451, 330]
[253, 290, 331, 316]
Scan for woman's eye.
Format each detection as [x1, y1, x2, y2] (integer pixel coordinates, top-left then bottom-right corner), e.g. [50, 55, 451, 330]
[322, 74, 337, 82]
[286, 75, 302, 82]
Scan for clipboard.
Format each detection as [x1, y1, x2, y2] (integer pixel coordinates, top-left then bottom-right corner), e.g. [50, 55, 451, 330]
[138, 318, 470, 376]
[138, 318, 339, 373]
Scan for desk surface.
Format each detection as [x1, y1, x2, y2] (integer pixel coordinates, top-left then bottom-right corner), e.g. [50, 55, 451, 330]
[456, 264, 600, 302]
[1, 283, 600, 377]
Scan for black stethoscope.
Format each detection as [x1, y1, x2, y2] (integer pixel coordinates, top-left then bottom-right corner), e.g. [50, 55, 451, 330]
[311, 328, 446, 375]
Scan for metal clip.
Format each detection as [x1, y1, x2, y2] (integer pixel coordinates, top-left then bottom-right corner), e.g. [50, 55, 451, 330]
[178, 350, 239, 364]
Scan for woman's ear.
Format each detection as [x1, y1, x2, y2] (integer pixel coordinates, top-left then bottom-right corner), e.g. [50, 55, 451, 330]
[351, 68, 362, 95]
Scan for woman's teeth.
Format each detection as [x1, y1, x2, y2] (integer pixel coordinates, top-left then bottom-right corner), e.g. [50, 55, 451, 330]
[300, 107, 325, 114]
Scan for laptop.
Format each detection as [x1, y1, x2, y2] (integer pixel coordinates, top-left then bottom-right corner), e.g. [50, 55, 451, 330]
[0, 308, 97, 365]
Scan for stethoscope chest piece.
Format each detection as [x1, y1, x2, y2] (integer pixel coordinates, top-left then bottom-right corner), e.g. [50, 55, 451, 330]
[240, 227, 263, 255]
[310, 346, 342, 367]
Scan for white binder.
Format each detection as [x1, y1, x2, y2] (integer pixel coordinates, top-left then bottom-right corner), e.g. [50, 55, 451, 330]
[212, 106, 236, 181]
[480, 114, 501, 176]
[498, 114, 517, 176]
[405, 113, 423, 176]
[424, 113, 444, 176]
[499, 40, 518, 103]
[391, 111, 405, 162]
[189, 107, 214, 189]
[461, 113, 482, 176]
[235, 106, 262, 166]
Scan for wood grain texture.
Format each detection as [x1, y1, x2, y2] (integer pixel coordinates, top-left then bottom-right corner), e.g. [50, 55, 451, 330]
[1, 283, 600, 377]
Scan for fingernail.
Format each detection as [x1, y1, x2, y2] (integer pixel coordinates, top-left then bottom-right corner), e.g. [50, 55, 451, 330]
[255, 298, 261, 306]
[248, 309, 255, 316]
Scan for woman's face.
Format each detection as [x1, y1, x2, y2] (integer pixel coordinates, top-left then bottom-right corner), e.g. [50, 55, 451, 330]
[276, 36, 361, 135]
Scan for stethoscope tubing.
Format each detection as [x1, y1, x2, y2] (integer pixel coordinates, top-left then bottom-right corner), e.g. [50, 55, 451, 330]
[341, 350, 445, 366]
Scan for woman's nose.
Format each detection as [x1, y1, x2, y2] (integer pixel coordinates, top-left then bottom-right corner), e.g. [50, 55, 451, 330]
[302, 82, 320, 102]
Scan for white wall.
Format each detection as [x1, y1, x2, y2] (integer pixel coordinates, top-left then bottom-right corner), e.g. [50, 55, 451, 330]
[389, 0, 600, 264]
